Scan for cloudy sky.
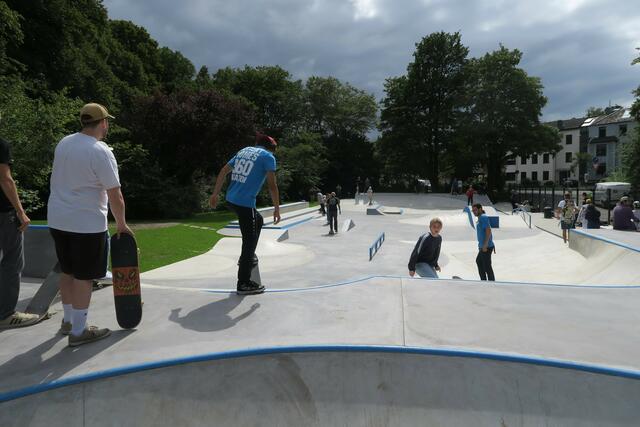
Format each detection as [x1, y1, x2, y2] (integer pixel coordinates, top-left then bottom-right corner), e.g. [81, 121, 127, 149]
[104, 0, 640, 121]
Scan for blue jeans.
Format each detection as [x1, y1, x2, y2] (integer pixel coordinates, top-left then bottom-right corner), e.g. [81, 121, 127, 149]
[415, 263, 438, 278]
[0, 211, 24, 319]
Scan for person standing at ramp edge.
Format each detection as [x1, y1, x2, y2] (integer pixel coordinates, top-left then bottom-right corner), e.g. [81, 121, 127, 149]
[210, 133, 280, 295]
[472, 203, 495, 281]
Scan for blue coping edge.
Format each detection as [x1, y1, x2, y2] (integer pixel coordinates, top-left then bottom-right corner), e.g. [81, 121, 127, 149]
[197, 274, 640, 295]
[2, 344, 639, 403]
[27, 225, 49, 230]
[570, 228, 640, 254]
[225, 216, 313, 231]
[463, 206, 475, 229]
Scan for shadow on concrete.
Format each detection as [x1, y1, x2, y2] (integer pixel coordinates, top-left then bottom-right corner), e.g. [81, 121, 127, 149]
[0, 330, 131, 393]
[169, 294, 260, 333]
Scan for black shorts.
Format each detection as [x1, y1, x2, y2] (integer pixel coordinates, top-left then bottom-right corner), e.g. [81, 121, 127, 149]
[50, 228, 108, 280]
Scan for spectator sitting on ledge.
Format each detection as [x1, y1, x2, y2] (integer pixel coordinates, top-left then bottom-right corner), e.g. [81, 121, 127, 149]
[612, 196, 639, 231]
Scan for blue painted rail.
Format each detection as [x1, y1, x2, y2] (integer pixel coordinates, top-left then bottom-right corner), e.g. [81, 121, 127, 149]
[368, 232, 385, 261]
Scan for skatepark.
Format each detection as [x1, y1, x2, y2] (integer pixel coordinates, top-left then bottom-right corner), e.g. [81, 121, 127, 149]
[1, 193, 640, 426]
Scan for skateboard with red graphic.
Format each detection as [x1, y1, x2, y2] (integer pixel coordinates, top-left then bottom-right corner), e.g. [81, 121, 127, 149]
[110, 233, 142, 329]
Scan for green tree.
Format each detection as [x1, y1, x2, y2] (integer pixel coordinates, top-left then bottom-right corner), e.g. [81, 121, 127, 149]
[6, 0, 120, 106]
[461, 46, 560, 193]
[0, 1, 23, 74]
[0, 77, 83, 213]
[213, 66, 304, 139]
[586, 106, 605, 117]
[275, 132, 328, 200]
[626, 48, 640, 195]
[303, 76, 377, 138]
[378, 32, 469, 189]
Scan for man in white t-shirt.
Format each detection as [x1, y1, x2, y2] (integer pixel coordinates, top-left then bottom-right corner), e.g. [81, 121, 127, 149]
[48, 103, 132, 347]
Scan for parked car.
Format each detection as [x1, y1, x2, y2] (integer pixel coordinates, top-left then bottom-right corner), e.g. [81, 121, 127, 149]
[594, 182, 631, 208]
[563, 179, 579, 187]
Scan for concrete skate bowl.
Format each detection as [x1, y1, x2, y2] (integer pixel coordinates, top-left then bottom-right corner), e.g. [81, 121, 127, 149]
[2, 347, 639, 427]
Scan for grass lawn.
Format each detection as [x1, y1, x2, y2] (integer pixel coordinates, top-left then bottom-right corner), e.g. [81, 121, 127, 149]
[31, 210, 237, 273]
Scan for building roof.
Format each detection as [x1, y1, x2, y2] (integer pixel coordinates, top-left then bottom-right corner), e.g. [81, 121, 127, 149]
[544, 117, 586, 131]
[591, 107, 634, 126]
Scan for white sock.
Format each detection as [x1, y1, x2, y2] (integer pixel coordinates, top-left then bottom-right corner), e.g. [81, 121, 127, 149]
[71, 309, 88, 336]
[63, 304, 73, 323]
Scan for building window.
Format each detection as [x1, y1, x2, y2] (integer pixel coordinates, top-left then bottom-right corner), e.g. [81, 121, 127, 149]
[532, 155, 538, 164]
[598, 127, 606, 138]
[543, 153, 550, 164]
[543, 171, 549, 181]
[531, 171, 538, 181]
[565, 134, 572, 144]
[520, 172, 526, 181]
[565, 152, 573, 163]
[506, 157, 516, 166]
[520, 156, 527, 165]
[619, 124, 627, 136]
[596, 144, 607, 157]
[506, 172, 516, 181]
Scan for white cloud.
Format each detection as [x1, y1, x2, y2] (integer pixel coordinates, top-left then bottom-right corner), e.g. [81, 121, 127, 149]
[350, 0, 378, 20]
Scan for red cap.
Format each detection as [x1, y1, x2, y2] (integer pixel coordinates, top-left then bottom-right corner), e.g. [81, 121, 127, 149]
[256, 133, 277, 151]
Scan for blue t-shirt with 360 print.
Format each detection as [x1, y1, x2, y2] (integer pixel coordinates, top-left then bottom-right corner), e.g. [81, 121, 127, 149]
[225, 146, 276, 208]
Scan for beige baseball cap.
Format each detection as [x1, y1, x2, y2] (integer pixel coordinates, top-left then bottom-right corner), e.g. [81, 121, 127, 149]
[80, 103, 114, 124]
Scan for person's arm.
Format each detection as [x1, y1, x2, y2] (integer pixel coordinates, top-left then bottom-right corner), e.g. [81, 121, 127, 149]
[338, 198, 341, 214]
[209, 164, 232, 209]
[107, 187, 132, 236]
[0, 164, 30, 232]
[483, 227, 492, 252]
[433, 240, 441, 272]
[408, 237, 422, 276]
[266, 171, 280, 224]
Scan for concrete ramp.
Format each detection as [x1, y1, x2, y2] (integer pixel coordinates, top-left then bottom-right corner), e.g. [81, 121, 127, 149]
[342, 218, 355, 232]
[366, 204, 384, 215]
[2, 348, 638, 427]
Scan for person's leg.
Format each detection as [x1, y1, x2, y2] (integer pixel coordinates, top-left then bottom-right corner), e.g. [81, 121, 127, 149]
[0, 212, 23, 320]
[476, 250, 487, 280]
[236, 206, 263, 283]
[415, 263, 438, 278]
[333, 212, 338, 232]
[483, 250, 495, 281]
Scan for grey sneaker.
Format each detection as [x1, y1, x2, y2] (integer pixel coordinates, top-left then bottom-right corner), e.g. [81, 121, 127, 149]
[59, 320, 72, 336]
[68, 326, 111, 347]
[0, 312, 40, 329]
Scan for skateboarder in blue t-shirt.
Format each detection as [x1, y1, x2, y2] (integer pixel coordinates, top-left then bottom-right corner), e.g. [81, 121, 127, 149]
[210, 133, 281, 295]
[472, 203, 495, 281]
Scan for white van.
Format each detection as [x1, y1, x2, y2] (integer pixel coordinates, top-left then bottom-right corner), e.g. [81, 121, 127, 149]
[594, 182, 631, 207]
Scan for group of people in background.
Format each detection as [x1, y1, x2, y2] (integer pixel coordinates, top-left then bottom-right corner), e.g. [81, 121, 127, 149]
[317, 191, 342, 235]
[557, 191, 639, 242]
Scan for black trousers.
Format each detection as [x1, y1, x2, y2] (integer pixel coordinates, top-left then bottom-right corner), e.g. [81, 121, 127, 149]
[327, 210, 338, 232]
[476, 248, 495, 281]
[228, 203, 263, 283]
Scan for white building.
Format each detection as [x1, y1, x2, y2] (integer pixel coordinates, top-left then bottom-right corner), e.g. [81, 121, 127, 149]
[583, 107, 637, 182]
[505, 118, 584, 185]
